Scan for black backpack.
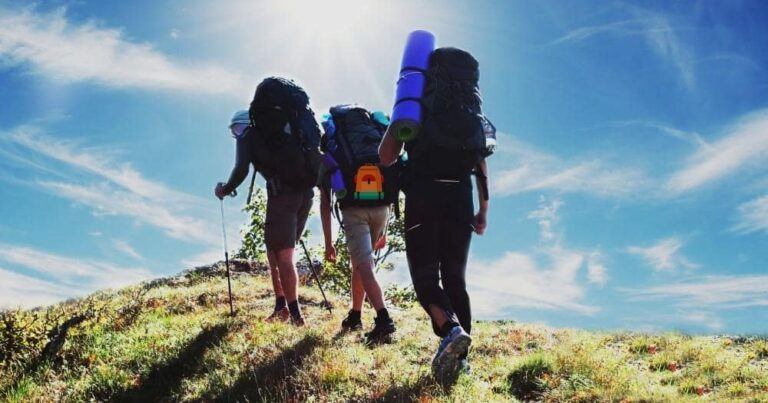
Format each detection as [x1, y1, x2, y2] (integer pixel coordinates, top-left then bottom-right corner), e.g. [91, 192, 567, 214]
[248, 77, 321, 191]
[404, 47, 487, 182]
[322, 105, 399, 210]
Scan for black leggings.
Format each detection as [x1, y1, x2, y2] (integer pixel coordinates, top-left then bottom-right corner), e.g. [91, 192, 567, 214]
[404, 180, 474, 337]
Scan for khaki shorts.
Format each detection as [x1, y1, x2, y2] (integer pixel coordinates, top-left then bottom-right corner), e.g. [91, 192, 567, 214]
[265, 188, 314, 251]
[341, 205, 389, 268]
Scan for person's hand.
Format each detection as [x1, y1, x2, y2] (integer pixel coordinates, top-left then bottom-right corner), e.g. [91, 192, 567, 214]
[214, 182, 227, 200]
[473, 210, 487, 235]
[324, 244, 337, 262]
[373, 233, 387, 250]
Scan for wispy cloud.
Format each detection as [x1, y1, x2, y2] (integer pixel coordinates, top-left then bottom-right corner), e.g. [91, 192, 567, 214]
[1, 125, 222, 247]
[666, 109, 768, 194]
[0, 267, 72, 309]
[0, 243, 152, 291]
[549, 19, 641, 45]
[733, 194, 768, 235]
[0, 6, 243, 94]
[7, 126, 203, 204]
[625, 275, 768, 309]
[626, 237, 699, 272]
[603, 120, 710, 149]
[491, 134, 648, 198]
[40, 181, 219, 245]
[113, 239, 144, 261]
[469, 198, 605, 316]
[551, 14, 694, 89]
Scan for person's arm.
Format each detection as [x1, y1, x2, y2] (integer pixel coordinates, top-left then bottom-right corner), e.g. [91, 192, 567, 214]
[221, 137, 251, 195]
[319, 187, 337, 262]
[378, 126, 404, 167]
[473, 159, 489, 235]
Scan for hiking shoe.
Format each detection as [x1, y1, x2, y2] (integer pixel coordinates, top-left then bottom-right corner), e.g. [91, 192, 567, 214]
[364, 316, 396, 344]
[290, 315, 305, 327]
[431, 326, 472, 379]
[341, 310, 363, 331]
[265, 307, 290, 323]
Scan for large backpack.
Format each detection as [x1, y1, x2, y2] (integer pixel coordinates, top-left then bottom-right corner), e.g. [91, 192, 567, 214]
[404, 47, 487, 182]
[321, 104, 399, 210]
[248, 77, 321, 191]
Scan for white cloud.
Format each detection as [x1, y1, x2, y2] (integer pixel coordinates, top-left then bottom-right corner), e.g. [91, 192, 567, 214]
[0, 243, 152, 291]
[677, 310, 724, 331]
[40, 181, 219, 246]
[491, 134, 647, 198]
[586, 252, 608, 287]
[113, 239, 143, 261]
[527, 196, 563, 243]
[666, 109, 768, 194]
[0, 267, 72, 309]
[181, 248, 225, 269]
[627, 237, 699, 272]
[0, 6, 243, 94]
[733, 194, 768, 235]
[469, 250, 597, 315]
[625, 275, 768, 309]
[469, 198, 605, 316]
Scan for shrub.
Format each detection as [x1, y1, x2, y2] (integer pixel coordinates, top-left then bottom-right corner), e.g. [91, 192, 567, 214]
[507, 353, 555, 400]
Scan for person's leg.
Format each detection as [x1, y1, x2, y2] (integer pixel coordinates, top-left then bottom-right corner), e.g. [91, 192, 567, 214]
[351, 268, 366, 311]
[265, 188, 309, 324]
[438, 183, 474, 366]
[267, 250, 285, 299]
[404, 191, 456, 337]
[274, 247, 299, 302]
[439, 184, 474, 333]
[264, 249, 289, 322]
[439, 223, 473, 334]
[343, 207, 386, 311]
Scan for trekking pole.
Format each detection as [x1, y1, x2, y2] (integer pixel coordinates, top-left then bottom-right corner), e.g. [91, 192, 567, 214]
[298, 240, 333, 314]
[219, 192, 237, 316]
[246, 170, 257, 205]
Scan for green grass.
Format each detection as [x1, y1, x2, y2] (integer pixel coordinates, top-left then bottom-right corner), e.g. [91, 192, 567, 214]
[1, 261, 767, 402]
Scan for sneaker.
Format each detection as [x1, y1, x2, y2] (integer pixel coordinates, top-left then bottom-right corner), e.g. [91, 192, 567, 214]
[364, 316, 396, 344]
[341, 310, 363, 331]
[432, 326, 472, 379]
[290, 315, 305, 327]
[265, 307, 290, 323]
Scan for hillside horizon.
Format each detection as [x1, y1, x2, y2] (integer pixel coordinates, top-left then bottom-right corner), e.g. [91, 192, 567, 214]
[2, 259, 767, 401]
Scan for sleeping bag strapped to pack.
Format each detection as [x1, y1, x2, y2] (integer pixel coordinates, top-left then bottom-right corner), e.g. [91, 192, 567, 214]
[321, 104, 398, 209]
[248, 77, 322, 191]
[404, 47, 488, 182]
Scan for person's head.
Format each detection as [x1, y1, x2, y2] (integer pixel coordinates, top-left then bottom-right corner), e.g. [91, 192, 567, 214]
[229, 110, 250, 139]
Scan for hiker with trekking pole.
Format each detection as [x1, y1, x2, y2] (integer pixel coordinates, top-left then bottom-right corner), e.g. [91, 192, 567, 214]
[379, 31, 497, 380]
[317, 104, 398, 343]
[215, 77, 323, 326]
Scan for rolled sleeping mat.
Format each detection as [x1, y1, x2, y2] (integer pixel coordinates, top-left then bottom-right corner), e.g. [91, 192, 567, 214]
[391, 30, 436, 142]
[321, 153, 347, 199]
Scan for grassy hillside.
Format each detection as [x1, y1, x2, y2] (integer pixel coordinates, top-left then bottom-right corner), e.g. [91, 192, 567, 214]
[1, 261, 767, 402]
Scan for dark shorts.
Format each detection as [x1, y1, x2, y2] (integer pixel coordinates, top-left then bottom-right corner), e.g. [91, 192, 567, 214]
[265, 188, 314, 251]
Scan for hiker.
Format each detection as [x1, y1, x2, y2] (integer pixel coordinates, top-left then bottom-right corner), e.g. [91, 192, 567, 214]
[215, 77, 322, 326]
[379, 47, 495, 377]
[317, 105, 397, 342]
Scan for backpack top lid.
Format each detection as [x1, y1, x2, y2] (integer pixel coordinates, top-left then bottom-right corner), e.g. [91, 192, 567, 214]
[250, 76, 310, 118]
[429, 47, 479, 82]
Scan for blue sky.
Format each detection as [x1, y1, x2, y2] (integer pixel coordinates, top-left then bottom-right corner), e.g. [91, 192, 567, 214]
[1, 0, 767, 333]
